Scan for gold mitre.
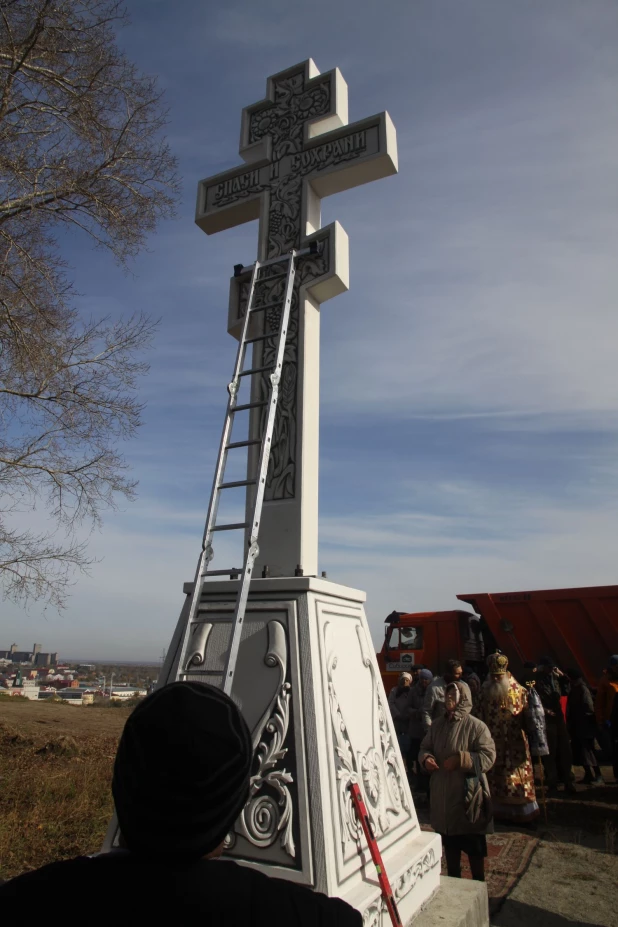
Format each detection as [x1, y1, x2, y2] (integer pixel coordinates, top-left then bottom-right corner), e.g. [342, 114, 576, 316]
[487, 652, 509, 675]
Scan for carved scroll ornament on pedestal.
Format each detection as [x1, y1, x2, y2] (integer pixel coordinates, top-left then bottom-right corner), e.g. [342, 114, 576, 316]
[227, 620, 295, 858]
[326, 622, 411, 857]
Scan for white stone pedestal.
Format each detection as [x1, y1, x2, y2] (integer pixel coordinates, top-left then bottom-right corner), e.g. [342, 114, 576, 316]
[160, 576, 441, 924]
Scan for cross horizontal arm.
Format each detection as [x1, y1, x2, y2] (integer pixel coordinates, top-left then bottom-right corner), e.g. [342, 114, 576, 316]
[196, 112, 397, 237]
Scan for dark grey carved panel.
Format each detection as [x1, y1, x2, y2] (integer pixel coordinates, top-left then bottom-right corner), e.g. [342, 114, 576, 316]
[238, 247, 329, 500]
[186, 609, 302, 869]
[200, 64, 390, 509]
[249, 71, 331, 161]
[218, 67, 371, 501]
[246, 68, 332, 500]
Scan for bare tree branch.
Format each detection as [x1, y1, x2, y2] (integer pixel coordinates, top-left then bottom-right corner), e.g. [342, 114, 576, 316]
[0, 1, 179, 609]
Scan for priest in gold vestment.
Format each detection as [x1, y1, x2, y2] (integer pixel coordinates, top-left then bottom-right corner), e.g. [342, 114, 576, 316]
[478, 653, 539, 825]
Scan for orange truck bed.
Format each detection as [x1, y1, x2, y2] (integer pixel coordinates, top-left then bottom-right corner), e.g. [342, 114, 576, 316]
[458, 584, 618, 688]
[376, 585, 618, 694]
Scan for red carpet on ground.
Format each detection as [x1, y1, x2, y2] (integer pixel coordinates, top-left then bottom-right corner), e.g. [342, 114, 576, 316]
[420, 825, 538, 914]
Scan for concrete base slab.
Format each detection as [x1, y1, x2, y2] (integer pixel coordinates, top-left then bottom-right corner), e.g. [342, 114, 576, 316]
[411, 876, 489, 927]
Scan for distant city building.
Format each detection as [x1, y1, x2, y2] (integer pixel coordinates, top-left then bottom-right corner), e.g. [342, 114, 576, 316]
[7, 684, 40, 700]
[111, 687, 147, 700]
[35, 652, 58, 667]
[0, 643, 57, 665]
[59, 690, 83, 705]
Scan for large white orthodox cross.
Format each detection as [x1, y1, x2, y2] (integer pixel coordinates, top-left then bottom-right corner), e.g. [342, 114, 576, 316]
[196, 60, 397, 577]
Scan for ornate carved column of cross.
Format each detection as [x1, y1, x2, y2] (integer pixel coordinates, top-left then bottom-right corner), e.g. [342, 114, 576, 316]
[196, 59, 397, 578]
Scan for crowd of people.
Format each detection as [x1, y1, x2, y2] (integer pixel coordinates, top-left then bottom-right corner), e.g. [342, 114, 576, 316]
[1, 655, 616, 915]
[388, 652, 618, 881]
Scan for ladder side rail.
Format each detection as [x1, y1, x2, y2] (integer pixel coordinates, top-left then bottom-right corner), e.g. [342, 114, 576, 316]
[177, 260, 262, 678]
[222, 252, 298, 695]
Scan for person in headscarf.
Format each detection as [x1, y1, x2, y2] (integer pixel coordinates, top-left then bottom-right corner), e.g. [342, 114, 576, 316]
[406, 668, 433, 796]
[419, 681, 495, 882]
[477, 654, 539, 826]
[388, 671, 413, 762]
[0, 682, 362, 925]
[422, 659, 471, 731]
[535, 656, 576, 794]
[566, 668, 604, 786]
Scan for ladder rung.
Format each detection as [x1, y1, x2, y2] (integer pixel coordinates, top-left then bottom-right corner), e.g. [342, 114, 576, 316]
[232, 400, 268, 413]
[204, 568, 243, 577]
[256, 270, 287, 281]
[219, 479, 257, 489]
[249, 303, 281, 314]
[245, 332, 275, 345]
[249, 300, 283, 313]
[226, 439, 261, 449]
[239, 365, 273, 377]
[260, 253, 293, 267]
[233, 244, 317, 276]
[211, 522, 248, 532]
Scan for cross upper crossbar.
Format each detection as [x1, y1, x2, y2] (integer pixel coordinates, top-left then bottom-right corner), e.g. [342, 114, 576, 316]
[196, 59, 397, 256]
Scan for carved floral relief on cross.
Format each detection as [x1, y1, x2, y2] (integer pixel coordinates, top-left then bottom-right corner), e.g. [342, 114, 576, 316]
[196, 59, 397, 510]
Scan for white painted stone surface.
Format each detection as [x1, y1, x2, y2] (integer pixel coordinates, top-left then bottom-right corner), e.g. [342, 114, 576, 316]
[195, 60, 398, 578]
[160, 577, 442, 924]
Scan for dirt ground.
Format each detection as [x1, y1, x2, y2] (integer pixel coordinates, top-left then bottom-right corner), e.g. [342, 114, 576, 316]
[415, 763, 618, 927]
[0, 696, 131, 737]
[492, 767, 618, 927]
[492, 767, 618, 926]
[492, 840, 618, 927]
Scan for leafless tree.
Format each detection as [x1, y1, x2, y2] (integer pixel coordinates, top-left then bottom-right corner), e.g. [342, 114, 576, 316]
[0, 1, 180, 608]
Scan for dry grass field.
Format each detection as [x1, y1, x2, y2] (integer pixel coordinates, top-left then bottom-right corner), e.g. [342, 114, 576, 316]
[0, 697, 131, 880]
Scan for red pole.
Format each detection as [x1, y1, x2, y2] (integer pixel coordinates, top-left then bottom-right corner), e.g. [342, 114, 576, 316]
[349, 782, 402, 927]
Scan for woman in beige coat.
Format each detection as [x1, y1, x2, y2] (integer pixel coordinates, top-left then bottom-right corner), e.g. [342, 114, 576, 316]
[419, 681, 496, 881]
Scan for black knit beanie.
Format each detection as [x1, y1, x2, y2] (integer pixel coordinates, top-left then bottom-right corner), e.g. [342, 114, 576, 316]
[112, 681, 252, 857]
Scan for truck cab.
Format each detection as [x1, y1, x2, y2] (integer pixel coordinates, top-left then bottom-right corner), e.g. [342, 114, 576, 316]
[377, 609, 485, 695]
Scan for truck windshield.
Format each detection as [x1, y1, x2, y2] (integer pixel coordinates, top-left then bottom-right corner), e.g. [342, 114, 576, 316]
[399, 627, 423, 649]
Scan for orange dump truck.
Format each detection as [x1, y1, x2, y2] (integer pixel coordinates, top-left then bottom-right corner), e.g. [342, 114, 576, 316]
[377, 584, 618, 694]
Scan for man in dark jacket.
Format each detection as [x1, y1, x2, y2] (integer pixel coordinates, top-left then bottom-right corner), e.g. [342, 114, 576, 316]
[0, 682, 361, 925]
[535, 657, 575, 793]
[566, 668, 603, 785]
[611, 689, 618, 784]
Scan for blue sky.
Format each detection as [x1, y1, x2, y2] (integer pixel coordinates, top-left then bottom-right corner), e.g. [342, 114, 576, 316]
[4, 0, 618, 660]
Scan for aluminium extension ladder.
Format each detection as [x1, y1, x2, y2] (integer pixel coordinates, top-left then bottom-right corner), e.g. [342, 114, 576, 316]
[175, 243, 318, 696]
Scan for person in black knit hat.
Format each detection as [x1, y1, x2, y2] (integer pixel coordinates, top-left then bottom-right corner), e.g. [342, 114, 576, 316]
[0, 682, 361, 925]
